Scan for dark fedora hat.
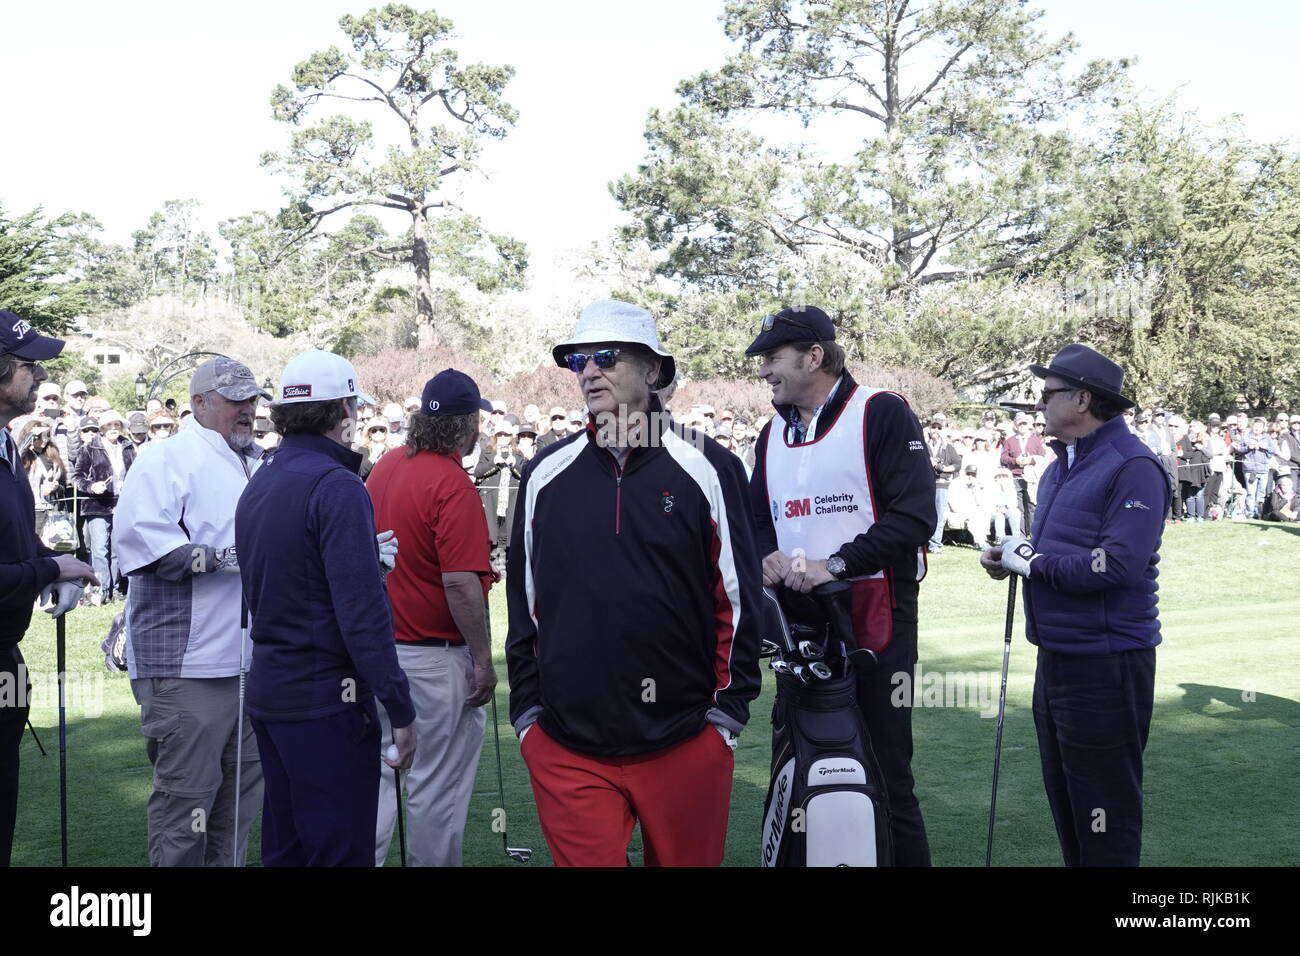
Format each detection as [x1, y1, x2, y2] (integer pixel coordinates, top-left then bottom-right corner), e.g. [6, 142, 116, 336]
[1029, 344, 1134, 409]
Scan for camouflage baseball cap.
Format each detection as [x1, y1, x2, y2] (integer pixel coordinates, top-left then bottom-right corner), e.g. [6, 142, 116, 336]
[190, 356, 271, 402]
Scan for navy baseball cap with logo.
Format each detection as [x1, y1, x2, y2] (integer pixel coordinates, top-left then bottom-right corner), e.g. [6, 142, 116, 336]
[744, 306, 836, 356]
[0, 309, 65, 360]
[420, 369, 492, 417]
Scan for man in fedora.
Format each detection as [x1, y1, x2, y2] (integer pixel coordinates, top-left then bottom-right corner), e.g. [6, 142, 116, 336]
[980, 343, 1170, 866]
[505, 299, 762, 866]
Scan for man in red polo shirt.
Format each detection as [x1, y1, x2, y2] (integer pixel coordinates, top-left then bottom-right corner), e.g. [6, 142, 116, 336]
[367, 369, 497, 866]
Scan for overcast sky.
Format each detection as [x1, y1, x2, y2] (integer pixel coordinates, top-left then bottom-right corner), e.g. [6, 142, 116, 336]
[3, 0, 1296, 288]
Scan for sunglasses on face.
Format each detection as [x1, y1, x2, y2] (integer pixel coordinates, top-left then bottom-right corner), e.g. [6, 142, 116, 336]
[563, 348, 625, 374]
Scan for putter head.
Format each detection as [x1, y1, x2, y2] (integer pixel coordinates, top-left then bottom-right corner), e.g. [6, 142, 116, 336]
[506, 846, 533, 863]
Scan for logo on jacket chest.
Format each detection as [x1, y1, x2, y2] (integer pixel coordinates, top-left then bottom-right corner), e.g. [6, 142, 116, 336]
[661, 491, 675, 513]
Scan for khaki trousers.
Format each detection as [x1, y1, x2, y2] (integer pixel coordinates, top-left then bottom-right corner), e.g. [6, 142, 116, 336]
[375, 643, 485, 866]
[132, 676, 262, 866]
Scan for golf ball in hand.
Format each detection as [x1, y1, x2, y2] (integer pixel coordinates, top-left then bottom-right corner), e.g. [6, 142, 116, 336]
[385, 745, 399, 761]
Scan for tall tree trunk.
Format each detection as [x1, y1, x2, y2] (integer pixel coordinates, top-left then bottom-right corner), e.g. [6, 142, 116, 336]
[412, 208, 435, 350]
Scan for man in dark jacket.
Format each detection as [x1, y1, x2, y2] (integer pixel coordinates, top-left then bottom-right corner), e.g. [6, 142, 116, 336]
[72, 411, 135, 603]
[1001, 412, 1048, 534]
[746, 306, 936, 866]
[0, 313, 98, 865]
[506, 300, 762, 867]
[981, 344, 1169, 866]
[236, 349, 416, 866]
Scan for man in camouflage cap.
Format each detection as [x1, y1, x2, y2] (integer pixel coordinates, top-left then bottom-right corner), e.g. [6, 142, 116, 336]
[112, 356, 271, 866]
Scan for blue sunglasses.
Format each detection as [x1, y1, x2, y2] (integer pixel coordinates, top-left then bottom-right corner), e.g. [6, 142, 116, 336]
[564, 348, 625, 374]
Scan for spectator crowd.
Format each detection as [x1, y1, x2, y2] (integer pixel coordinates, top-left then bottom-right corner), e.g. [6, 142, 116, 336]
[11, 374, 1300, 602]
[925, 406, 1300, 551]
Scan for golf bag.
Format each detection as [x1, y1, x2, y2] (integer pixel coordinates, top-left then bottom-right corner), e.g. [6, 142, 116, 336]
[759, 584, 893, 867]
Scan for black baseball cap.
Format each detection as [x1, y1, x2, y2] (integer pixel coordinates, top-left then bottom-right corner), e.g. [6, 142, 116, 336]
[419, 369, 492, 417]
[744, 306, 835, 356]
[0, 309, 64, 360]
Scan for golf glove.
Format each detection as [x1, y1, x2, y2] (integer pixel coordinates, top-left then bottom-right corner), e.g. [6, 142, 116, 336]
[377, 530, 398, 572]
[714, 725, 738, 751]
[40, 581, 84, 617]
[999, 535, 1039, 578]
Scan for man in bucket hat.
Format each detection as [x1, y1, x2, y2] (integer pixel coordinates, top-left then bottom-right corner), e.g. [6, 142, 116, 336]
[506, 299, 762, 866]
[979, 343, 1170, 866]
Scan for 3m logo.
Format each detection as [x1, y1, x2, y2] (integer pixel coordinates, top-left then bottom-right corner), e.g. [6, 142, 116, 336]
[784, 498, 811, 518]
[283, 384, 312, 399]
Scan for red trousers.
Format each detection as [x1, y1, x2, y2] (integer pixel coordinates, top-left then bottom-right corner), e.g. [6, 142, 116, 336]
[521, 723, 734, 867]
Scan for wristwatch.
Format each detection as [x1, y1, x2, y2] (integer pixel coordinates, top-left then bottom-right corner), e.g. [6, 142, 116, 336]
[826, 553, 848, 580]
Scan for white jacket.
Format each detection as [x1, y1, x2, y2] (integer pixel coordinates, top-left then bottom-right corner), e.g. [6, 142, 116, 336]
[113, 422, 262, 678]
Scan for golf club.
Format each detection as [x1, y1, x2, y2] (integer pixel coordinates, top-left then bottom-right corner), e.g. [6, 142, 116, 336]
[770, 659, 794, 676]
[808, 662, 833, 680]
[385, 743, 406, 867]
[233, 602, 248, 868]
[797, 639, 824, 659]
[56, 610, 68, 867]
[986, 573, 1018, 867]
[484, 599, 533, 863]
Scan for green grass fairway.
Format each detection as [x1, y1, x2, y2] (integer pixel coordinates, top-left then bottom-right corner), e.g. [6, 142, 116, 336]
[13, 519, 1299, 866]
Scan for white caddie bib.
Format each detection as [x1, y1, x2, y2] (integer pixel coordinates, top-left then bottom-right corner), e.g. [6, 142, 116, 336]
[765, 385, 886, 578]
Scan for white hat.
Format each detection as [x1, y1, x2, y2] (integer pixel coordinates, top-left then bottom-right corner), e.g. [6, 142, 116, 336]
[552, 299, 675, 390]
[37, 382, 62, 398]
[382, 402, 404, 422]
[275, 349, 376, 406]
[64, 380, 88, 397]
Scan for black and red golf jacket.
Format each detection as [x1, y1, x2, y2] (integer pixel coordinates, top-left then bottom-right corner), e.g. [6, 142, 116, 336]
[505, 400, 763, 757]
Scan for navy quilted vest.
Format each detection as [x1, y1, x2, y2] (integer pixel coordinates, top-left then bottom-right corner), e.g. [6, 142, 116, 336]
[1024, 415, 1169, 654]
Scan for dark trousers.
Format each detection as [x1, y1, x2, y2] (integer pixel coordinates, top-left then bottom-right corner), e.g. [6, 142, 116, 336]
[1032, 646, 1155, 866]
[252, 702, 380, 867]
[856, 612, 930, 866]
[1014, 478, 1034, 535]
[1, 646, 30, 867]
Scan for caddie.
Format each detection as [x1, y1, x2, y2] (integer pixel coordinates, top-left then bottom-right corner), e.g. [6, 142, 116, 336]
[113, 356, 269, 866]
[746, 306, 936, 866]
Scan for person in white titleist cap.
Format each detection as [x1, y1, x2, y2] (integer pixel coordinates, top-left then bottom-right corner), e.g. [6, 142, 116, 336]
[113, 356, 271, 866]
[235, 350, 416, 866]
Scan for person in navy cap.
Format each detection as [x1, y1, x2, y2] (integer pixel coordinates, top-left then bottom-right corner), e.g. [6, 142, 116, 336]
[235, 349, 417, 866]
[0, 310, 98, 865]
[745, 305, 936, 865]
[365, 369, 496, 866]
[980, 343, 1170, 866]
